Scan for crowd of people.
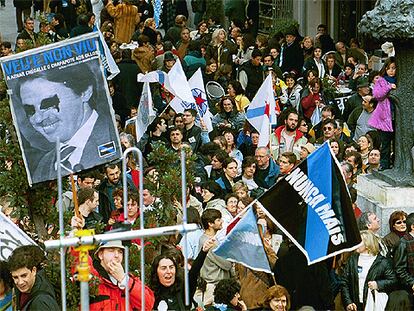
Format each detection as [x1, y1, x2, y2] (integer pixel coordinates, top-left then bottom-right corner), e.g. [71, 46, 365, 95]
[0, 0, 410, 310]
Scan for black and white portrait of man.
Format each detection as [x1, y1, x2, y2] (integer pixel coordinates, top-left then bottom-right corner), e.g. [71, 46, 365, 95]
[2, 36, 121, 184]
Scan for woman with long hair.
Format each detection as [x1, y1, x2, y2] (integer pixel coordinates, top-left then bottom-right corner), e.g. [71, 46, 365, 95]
[383, 210, 407, 258]
[280, 72, 303, 111]
[150, 238, 215, 310]
[212, 96, 246, 133]
[234, 33, 255, 66]
[261, 285, 291, 311]
[340, 230, 397, 311]
[300, 77, 327, 122]
[223, 129, 243, 164]
[205, 28, 237, 68]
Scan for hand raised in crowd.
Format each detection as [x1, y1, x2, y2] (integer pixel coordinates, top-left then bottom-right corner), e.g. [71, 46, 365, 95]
[346, 303, 357, 311]
[238, 299, 248, 311]
[367, 281, 378, 290]
[70, 215, 85, 229]
[199, 119, 207, 131]
[391, 83, 397, 89]
[362, 95, 372, 103]
[108, 260, 125, 283]
[202, 237, 216, 252]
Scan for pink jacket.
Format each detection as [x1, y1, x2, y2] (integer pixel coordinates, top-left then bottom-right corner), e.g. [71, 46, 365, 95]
[368, 77, 394, 132]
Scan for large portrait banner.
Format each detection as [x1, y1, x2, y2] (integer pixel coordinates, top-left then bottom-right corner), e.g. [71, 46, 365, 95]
[0, 33, 122, 185]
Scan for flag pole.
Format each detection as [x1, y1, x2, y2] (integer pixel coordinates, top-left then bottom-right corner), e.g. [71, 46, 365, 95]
[70, 174, 80, 219]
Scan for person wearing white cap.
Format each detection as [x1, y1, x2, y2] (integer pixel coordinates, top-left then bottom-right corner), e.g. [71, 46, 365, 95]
[299, 143, 315, 160]
[87, 240, 155, 310]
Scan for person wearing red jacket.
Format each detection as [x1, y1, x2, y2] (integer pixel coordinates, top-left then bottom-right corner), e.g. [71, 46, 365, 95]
[72, 240, 155, 310]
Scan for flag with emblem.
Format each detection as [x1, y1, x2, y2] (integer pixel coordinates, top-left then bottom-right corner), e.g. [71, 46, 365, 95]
[246, 74, 276, 147]
[170, 68, 213, 132]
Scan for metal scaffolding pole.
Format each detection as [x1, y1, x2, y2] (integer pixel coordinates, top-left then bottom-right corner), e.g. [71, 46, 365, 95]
[80, 281, 89, 311]
[44, 224, 198, 249]
[49, 146, 195, 310]
[56, 138, 67, 311]
[181, 149, 190, 306]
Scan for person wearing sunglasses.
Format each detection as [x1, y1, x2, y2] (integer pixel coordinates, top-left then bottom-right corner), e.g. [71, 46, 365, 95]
[315, 118, 345, 151]
[383, 211, 407, 258]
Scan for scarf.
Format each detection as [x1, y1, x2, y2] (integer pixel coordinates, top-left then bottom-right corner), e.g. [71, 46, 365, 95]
[384, 75, 396, 84]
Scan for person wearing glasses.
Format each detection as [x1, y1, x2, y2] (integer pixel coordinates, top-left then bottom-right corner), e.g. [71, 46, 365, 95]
[315, 118, 345, 151]
[383, 211, 407, 258]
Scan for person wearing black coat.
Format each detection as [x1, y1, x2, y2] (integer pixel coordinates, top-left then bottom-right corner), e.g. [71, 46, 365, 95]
[274, 241, 334, 310]
[8, 246, 59, 311]
[340, 230, 397, 310]
[279, 29, 304, 75]
[113, 49, 143, 109]
[150, 238, 215, 310]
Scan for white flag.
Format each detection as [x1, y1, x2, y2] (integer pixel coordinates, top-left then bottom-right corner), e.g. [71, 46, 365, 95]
[246, 74, 276, 147]
[0, 212, 36, 260]
[137, 60, 195, 104]
[170, 68, 213, 132]
[96, 28, 120, 80]
[136, 82, 156, 141]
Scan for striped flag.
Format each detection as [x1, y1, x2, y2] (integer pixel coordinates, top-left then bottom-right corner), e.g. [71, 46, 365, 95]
[246, 74, 276, 147]
[257, 142, 362, 264]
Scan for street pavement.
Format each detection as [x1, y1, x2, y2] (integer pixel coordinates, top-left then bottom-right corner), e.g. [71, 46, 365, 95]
[0, 0, 19, 47]
[0, 1, 40, 48]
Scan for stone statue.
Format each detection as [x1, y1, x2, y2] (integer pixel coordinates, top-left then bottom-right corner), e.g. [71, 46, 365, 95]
[359, 0, 414, 186]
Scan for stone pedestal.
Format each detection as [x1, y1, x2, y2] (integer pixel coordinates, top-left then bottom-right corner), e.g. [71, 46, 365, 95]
[356, 174, 414, 236]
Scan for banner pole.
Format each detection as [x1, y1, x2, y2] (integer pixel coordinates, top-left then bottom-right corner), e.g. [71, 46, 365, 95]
[57, 138, 67, 311]
[70, 174, 80, 219]
[122, 147, 146, 311]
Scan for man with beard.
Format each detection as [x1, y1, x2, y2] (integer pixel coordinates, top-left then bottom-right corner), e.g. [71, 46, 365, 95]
[98, 162, 136, 223]
[270, 109, 307, 161]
